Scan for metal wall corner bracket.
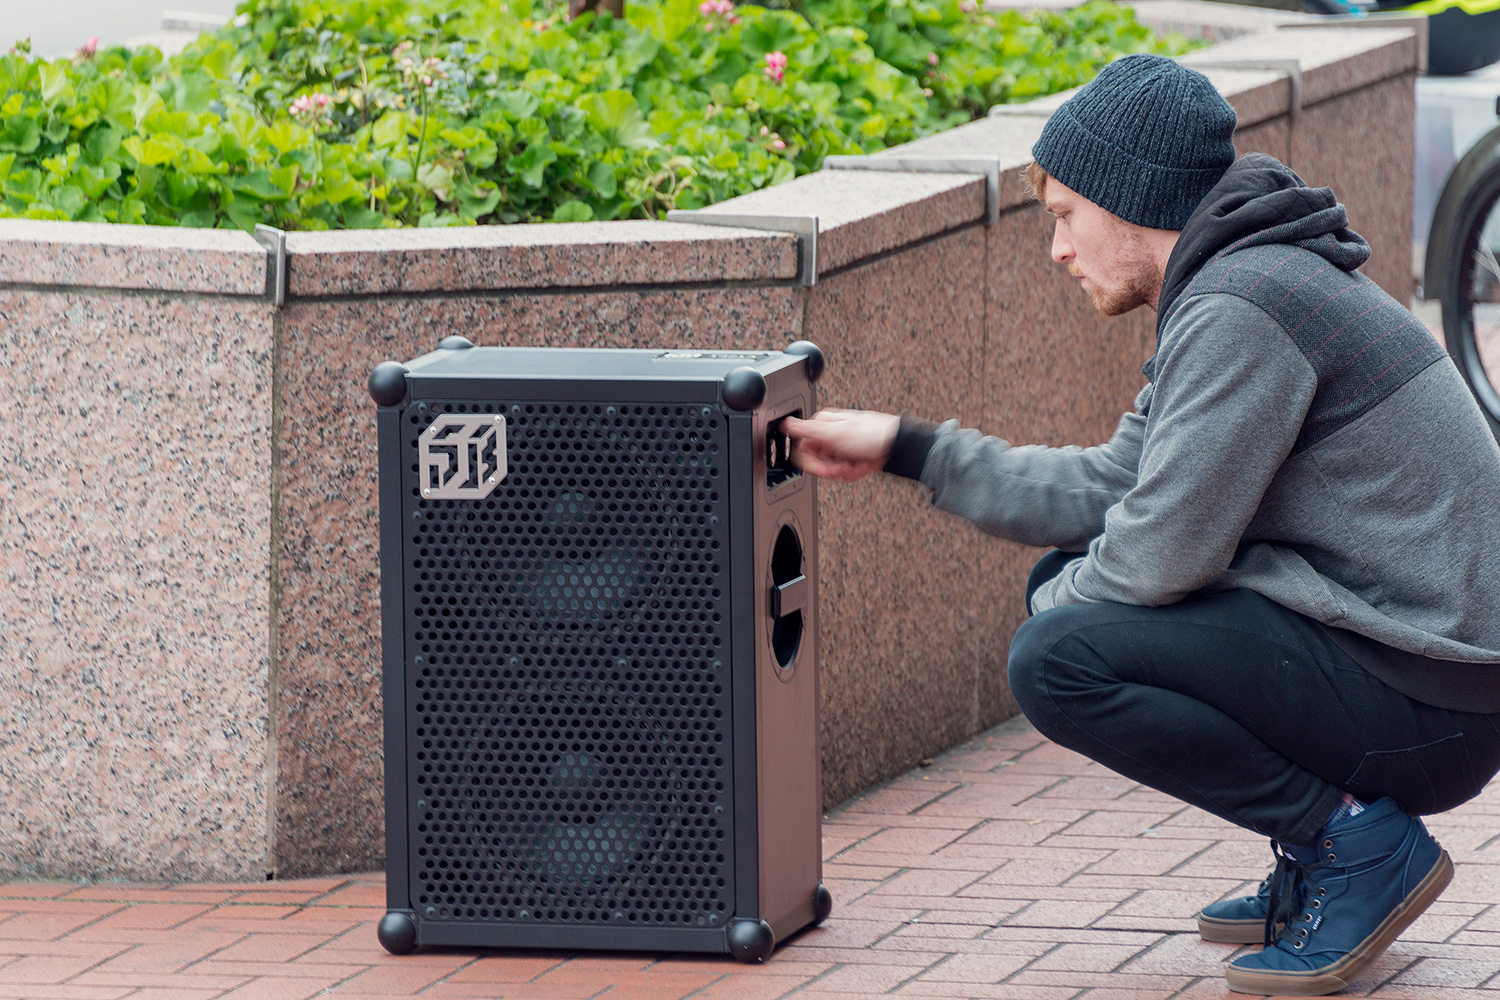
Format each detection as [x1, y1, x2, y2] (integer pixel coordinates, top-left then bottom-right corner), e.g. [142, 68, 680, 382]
[254, 224, 287, 306]
[1179, 58, 1303, 119]
[822, 155, 1002, 227]
[665, 211, 819, 286]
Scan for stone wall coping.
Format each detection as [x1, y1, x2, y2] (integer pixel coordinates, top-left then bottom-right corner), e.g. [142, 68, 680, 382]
[1179, 25, 1421, 109]
[282, 171, 985, 295]
[675, 170, 986, 277]
[0, 219, 266, 296]
[282, 220, 799, 297]
[987, 24, 1417, 121]
[0, 21, 1416, 297]
[1129, 0, 1320, 42]
[884, 23, 1416, 214]
[983, 64, 1291, 138]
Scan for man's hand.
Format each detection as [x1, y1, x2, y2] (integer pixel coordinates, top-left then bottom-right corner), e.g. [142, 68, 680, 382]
[781, 409, 900, 482]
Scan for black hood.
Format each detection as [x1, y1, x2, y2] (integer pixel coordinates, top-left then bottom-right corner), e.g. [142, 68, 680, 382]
[1146, 152, 1374, 383]
[1155, 153, 1370, 334]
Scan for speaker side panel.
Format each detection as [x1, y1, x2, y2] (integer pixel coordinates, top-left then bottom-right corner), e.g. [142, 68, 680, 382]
[755, 371, 823, 942]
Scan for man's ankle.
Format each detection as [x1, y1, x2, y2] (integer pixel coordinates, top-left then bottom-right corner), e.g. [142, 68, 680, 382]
[1322, 792, 1368, 832]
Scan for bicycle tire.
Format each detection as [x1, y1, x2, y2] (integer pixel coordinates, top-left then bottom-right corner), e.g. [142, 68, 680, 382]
[1424, 122, 1500, 439]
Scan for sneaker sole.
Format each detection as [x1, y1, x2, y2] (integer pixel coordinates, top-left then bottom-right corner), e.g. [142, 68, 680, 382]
[1197, 913, 1266, 945]
[1223, 849, 1454, 997]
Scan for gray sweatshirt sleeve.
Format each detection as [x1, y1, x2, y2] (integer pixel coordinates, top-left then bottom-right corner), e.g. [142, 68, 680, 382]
[917, 397, 1146, 551]
[1029, 294, 1318, 612]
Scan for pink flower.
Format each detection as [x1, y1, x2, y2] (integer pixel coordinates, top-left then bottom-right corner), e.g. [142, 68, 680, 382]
[699, 0, 738, 31]
[763, 50, 787, 84]
[75, 36, 99, 60]
[927, 51, 939, 66]
[289, 92, 333, 121]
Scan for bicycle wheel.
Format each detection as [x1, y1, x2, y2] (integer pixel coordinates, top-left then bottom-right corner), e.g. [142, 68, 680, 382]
[1426, 123, 1500, 439]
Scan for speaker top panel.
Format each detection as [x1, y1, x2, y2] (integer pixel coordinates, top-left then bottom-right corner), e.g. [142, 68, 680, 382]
[370, 342, 823, 411]
[408, 345, 801, 380]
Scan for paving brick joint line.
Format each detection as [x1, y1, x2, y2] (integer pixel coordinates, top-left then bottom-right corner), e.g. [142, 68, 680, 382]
[2, 715, 1498, 1000]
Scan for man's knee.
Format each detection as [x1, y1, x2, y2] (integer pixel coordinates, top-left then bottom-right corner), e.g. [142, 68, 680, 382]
[1007, 605, 1100, 730]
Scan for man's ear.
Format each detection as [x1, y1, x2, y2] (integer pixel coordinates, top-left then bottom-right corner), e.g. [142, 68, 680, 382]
[1024, 160, 1050, 203]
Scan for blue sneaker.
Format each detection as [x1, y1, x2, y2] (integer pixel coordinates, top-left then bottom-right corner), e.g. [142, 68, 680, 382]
[1198, 849, 1277, 944]
[1224, 798, 1452, 996]
[1200, 840, 1313, 944]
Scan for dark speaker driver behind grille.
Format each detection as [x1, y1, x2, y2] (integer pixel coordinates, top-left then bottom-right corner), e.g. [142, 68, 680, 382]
[515, 492, 650, 629]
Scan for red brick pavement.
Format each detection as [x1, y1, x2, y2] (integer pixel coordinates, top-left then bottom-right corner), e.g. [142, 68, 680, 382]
[2, 715, 1498, 999]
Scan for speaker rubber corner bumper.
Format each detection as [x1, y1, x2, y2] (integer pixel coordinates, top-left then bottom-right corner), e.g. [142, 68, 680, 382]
[728, 918, 775, 962]
[377, 911, 418, 955]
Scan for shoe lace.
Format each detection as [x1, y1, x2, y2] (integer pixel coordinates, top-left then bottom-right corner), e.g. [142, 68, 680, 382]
[1263, 844, 1310, 948]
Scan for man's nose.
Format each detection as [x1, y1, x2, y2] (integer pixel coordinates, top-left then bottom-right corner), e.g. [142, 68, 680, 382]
[1050, 222, 1073, 265]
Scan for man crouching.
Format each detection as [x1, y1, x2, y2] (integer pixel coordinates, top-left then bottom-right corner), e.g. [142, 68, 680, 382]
[785, 54, 1500, 996]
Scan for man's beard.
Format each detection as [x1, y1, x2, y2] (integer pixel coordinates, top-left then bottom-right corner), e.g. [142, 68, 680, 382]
[1093, 280, 1151, 317]
[1069, 232, 1158, 316]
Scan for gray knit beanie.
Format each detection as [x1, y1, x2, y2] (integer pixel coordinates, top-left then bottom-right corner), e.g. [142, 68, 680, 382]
[1031, 54, 1237, 231]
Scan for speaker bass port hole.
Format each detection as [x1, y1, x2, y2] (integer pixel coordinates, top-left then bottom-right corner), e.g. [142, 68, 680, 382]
[769, 525, 806, 669]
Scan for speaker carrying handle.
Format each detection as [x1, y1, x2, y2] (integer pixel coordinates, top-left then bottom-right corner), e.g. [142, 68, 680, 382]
[770, 574, 808, 620]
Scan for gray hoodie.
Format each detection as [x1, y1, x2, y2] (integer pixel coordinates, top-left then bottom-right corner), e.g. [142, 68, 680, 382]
[888, 155, 1500, 709]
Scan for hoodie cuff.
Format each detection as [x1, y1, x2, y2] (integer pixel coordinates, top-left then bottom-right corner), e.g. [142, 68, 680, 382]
[882, 415, 939, 481]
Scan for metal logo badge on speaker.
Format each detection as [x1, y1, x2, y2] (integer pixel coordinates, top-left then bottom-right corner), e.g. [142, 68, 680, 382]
[368, 340, 831, 963]
[417, 413, 506, 500]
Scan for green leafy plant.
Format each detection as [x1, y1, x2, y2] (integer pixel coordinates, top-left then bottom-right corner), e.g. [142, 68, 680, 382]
[0, 0, 1196, 229]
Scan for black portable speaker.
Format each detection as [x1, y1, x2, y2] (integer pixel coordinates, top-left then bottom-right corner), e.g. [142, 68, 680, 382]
[367, 338, 830, 962]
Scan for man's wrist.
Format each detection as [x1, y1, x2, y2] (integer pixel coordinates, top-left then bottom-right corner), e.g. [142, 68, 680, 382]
[882, 415, 939, 480]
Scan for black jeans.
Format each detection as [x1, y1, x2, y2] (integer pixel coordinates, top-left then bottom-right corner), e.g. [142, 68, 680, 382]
[1008, 551, 1500, 846]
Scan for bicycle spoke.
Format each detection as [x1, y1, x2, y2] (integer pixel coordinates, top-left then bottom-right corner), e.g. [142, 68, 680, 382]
[1474, 242, 1500, 290]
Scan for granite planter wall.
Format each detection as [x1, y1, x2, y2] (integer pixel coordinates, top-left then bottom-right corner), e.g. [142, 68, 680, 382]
[0, 11, 1420, 880]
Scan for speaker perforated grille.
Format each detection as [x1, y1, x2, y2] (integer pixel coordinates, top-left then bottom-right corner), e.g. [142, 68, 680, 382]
[402, 400, 735, 927]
